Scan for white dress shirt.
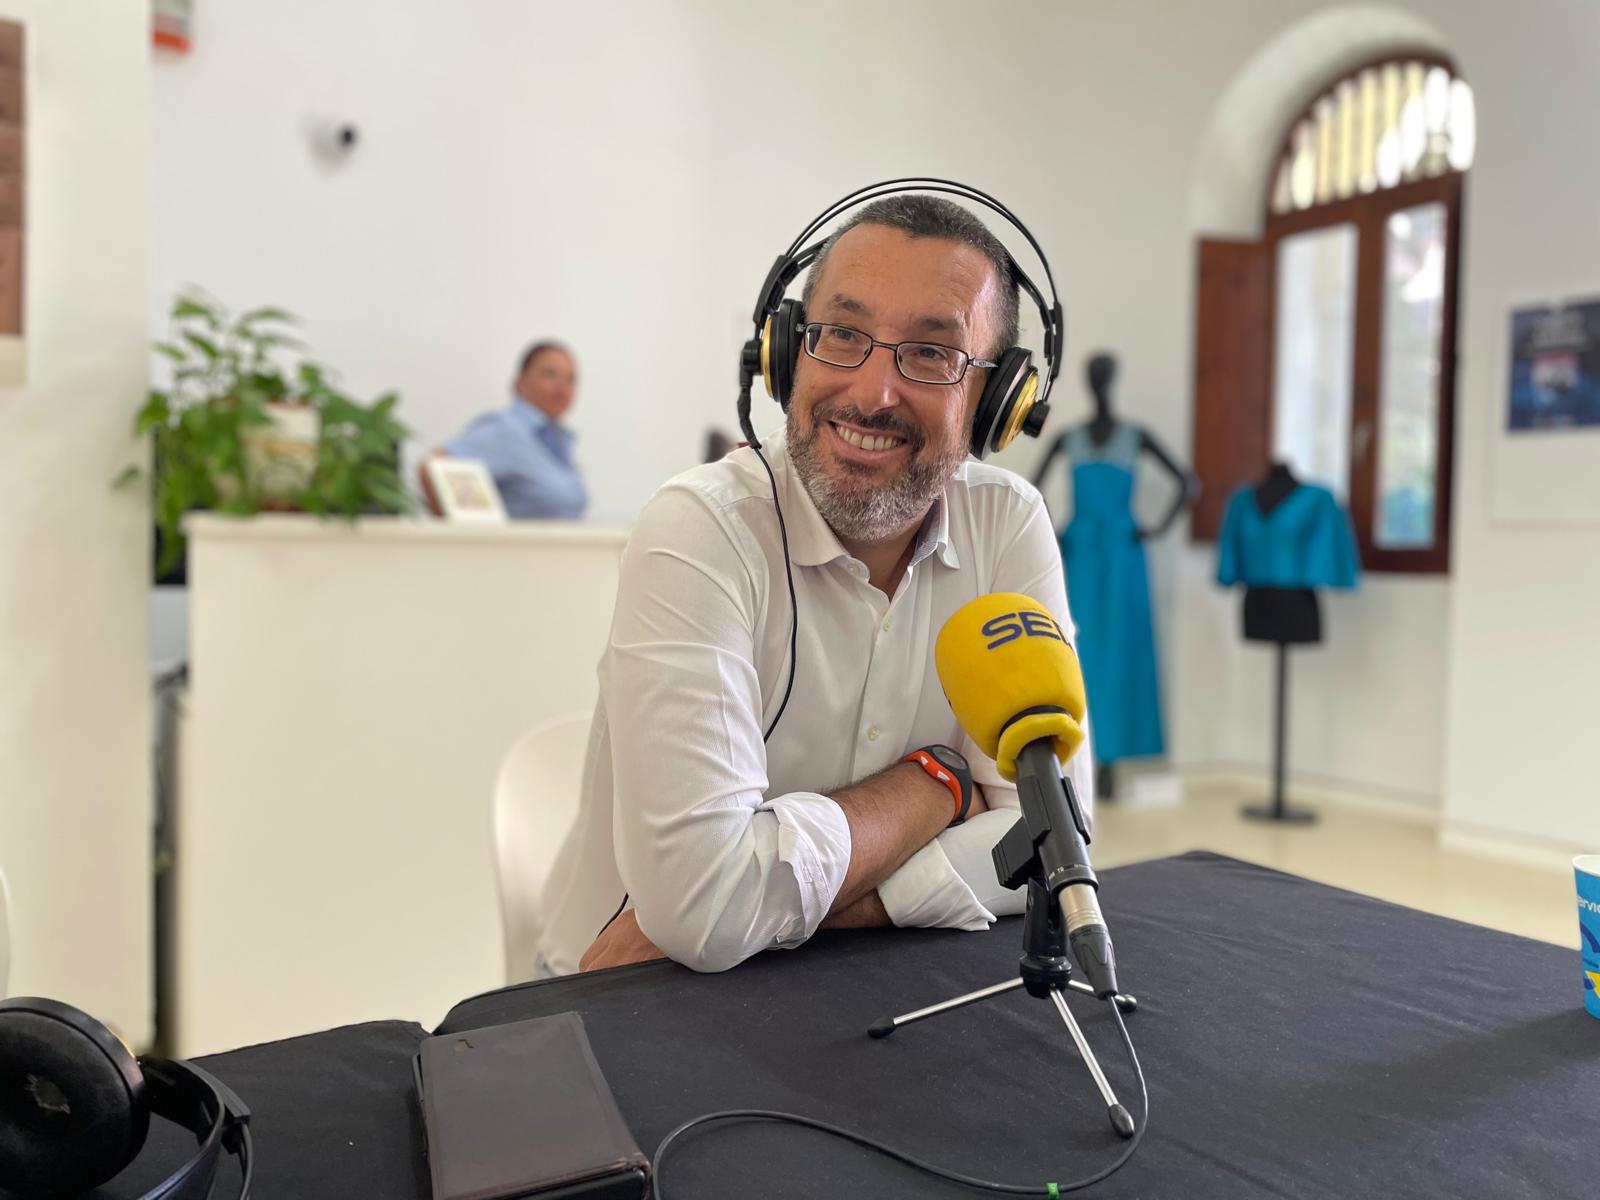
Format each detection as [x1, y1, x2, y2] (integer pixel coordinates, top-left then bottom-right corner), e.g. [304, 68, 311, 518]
[533, 436, 1094, 975]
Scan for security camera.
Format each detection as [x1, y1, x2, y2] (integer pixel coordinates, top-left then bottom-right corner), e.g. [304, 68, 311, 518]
[309, 119, 360, 160]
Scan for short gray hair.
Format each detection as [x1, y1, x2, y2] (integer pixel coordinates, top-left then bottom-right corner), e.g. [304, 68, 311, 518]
[800, 195, 1020, 357]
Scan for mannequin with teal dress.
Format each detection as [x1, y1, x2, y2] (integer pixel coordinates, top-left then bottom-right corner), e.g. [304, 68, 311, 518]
[1031, 353, 1198, 797]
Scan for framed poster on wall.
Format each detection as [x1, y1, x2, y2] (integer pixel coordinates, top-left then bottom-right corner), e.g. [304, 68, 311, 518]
[1506, 297, 1600, 433]
[1492, 290, 1600, 525]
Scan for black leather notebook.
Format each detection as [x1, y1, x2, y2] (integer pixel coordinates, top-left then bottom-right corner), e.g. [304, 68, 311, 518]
[413, 1011, 649, 1200]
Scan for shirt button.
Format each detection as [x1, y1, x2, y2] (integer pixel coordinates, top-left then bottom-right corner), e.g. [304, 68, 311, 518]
[882, 618, 892, 633]
[866, 725, 880, 742]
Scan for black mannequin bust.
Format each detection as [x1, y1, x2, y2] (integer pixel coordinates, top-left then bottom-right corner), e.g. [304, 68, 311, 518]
[703, 427, 736, 463]
[1032, 352, 1200, 541]
[1084, 352, 1120, 450]
[1254, 460, 1300, 516]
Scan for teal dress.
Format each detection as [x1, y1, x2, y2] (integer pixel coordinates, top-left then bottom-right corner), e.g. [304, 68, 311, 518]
[1057, 425, 1164, 763]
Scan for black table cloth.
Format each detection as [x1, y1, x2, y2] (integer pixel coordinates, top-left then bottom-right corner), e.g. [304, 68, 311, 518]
[114, 852, 1596, 1198]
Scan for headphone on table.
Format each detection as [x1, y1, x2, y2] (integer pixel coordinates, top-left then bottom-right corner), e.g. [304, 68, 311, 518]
[735, 177, 1065, 457]
[0, 996, 252, 1198]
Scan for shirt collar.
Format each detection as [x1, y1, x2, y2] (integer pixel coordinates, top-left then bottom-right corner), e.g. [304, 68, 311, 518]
[508, 396, 575, 445]
[923, 482, 960, 569]
[774, 437, 959, 571]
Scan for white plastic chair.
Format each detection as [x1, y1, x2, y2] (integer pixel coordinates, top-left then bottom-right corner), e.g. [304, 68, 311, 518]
[492, 712, 592, 984]
[0, 865, 11, 998]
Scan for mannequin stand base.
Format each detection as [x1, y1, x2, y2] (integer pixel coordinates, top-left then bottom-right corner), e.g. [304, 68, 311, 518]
[1241, 801, 1317, 824]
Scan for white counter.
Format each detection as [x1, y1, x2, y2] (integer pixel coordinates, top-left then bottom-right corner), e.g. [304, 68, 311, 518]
[170, 514, 628, 1055]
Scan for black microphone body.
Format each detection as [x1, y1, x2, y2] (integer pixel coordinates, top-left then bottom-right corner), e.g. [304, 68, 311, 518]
[1000, 739, 1119, 999]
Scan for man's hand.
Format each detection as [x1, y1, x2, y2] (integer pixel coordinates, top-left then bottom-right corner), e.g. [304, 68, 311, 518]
[579, 909, 667, 972]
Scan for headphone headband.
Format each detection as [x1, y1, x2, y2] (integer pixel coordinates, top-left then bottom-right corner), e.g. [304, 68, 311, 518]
[754, 178, 1064, 387]
[142, 1059, 254, 1200]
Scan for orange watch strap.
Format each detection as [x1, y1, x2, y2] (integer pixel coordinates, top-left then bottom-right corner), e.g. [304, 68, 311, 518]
[902, 749, 964, 823]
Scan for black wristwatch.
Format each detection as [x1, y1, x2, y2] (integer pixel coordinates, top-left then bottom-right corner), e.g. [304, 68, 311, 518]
[902, 744, 974, 826]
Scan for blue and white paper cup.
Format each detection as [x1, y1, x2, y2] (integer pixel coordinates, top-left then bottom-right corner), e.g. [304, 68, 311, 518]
[1576, 855, 1600, 1019]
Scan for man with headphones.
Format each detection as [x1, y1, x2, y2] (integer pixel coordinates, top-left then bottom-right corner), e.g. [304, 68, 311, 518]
[535, 182, 1095, 975]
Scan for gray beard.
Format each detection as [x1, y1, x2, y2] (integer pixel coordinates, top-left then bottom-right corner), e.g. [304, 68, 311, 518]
[787, 404, 966, 544]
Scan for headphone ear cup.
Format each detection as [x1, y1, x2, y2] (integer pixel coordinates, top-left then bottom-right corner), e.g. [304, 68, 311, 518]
[970, 347, 1035, 459]
[767, 299, 804, 410]
[0, 998, 148, 1195]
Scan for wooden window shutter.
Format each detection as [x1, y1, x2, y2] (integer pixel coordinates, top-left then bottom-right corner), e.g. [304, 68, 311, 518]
[1191, 237, 1270, 540]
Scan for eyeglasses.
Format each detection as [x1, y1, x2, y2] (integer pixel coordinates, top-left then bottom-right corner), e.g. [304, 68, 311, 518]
[801, 322, 997, 386]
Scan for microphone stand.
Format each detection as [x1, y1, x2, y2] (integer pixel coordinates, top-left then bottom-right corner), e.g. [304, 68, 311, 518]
[867, 767, 1140, 1139]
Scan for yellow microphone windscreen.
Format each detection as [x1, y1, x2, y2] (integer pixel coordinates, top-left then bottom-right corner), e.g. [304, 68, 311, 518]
[934, 592, 1087, 781]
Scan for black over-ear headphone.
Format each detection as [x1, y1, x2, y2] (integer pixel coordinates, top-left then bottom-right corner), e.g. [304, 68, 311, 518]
[736, 177, 1065, 458]
[0, 996, 252, 1198]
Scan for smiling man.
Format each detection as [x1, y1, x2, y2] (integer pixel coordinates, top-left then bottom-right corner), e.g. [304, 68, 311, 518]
[532, 195, 1094, 975]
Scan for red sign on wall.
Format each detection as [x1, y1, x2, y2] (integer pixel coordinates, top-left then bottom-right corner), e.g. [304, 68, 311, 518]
[153, 0, 192, 54]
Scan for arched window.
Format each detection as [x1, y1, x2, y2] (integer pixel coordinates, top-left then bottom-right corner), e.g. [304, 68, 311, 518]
[1192, 53, 1472, 573]
[1270, 57, 1475, 214]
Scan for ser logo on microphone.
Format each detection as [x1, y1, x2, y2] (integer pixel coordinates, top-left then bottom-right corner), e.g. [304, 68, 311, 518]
[980, 609, 1065, 650]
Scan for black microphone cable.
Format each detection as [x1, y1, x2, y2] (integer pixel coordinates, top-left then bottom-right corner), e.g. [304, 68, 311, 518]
[747, 425, 800, 744]
[650, 997, 1147, 1198]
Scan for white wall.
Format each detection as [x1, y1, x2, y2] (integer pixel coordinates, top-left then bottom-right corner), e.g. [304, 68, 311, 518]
[0, 1, 151, 1040]
[152, 2, 1600, 842]
[1435, 2, 1600, 851]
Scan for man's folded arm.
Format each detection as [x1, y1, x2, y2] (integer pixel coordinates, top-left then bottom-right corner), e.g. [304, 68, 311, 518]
[608, 488, 952, 973]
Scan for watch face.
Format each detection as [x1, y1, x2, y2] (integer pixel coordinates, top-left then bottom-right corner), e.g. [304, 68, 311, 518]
[927, 744, 969, 772]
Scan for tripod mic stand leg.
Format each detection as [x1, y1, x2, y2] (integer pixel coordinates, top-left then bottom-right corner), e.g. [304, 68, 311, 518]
[1049, 989, 1135, 1139]
[869, 973, 1138, 1037]
[870, 972, 1145, 1036]
[869, 978, 1025, 1038]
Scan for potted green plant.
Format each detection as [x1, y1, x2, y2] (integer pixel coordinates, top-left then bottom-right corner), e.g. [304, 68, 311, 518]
[118, 291, 414, 575]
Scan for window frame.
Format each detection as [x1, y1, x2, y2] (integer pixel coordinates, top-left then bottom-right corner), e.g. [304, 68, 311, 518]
[1262, 53, 1465, 575]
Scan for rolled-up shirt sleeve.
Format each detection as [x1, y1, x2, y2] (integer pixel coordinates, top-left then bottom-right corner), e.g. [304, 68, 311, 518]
[875, 489, 1096, 930]
[605, 486, 851, 973]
